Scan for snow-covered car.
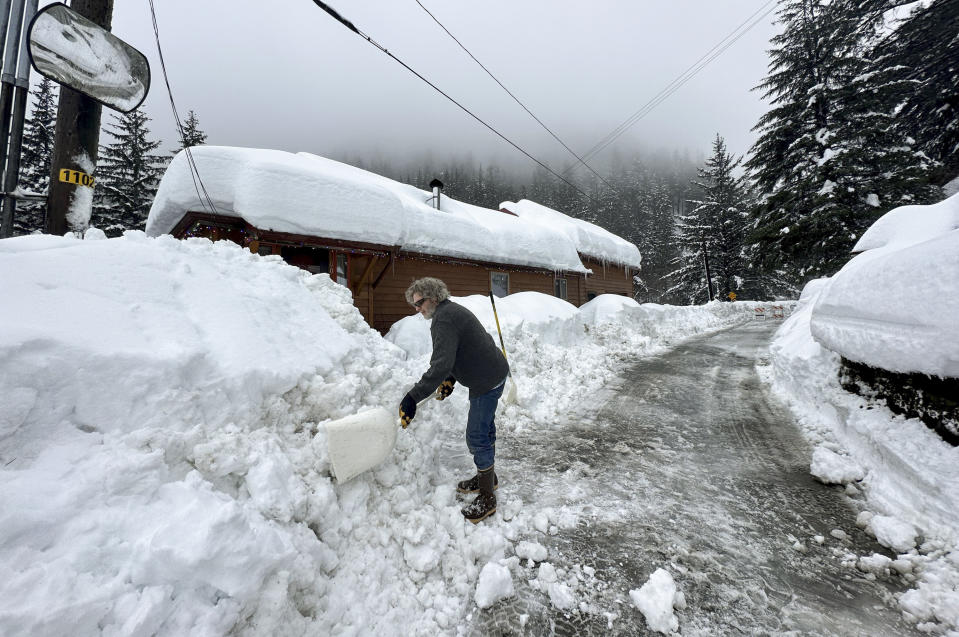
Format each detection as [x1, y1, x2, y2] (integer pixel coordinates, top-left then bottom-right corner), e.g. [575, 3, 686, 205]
[807, 191, 959, 440]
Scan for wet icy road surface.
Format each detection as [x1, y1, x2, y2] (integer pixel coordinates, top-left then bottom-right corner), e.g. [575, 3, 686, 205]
[467, 322, 918, 636]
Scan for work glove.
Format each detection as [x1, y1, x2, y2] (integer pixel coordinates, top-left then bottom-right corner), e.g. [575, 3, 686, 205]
[436, 376, 456, 401]
[399, 393, 416, 428]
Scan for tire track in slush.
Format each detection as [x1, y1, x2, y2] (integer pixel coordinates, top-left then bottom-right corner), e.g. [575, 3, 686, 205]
[470, 322, 920, 636]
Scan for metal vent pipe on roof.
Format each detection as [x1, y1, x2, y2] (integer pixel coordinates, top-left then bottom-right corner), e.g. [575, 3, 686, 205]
[429, 178, 443, 211]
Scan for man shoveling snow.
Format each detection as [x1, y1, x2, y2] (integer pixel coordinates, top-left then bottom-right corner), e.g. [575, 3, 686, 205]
[399, 278, 510, 524]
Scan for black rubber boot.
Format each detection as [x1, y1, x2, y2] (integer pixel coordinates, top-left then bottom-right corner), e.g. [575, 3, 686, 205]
[462, 466, 497, 524]
[456, 470, 499, 494]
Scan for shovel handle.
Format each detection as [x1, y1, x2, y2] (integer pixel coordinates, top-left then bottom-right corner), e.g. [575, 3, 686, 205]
[489, 291, 509, 363]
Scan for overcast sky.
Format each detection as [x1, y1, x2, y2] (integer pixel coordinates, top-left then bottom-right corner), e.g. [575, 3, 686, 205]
[43, 0, 782, 173]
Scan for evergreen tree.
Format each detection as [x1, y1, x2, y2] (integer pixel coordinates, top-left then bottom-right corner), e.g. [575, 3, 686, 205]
[15, 77, 58, 234]
[746, 0, 941, 290]
[175, 109, 207, 151]
[668, 191, 713, 305]
[745, 0, 845, 290]
[94, 110, 167, 236]
[670, 135, 749, 303]
[633, 177, 678, 303]
[875, 0, 959, 184]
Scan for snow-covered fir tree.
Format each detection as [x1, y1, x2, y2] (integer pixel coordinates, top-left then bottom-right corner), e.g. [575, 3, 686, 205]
[695, 135, 750, 299]
[94, 110, 167, 236]
[174, 109, 207, 152]
[746, 0, 942, 289]
[806, 0, 938, 268]
[667, 199, 713, 305]
[670, 135, 749, 303]
[15, 77, 58, 235]
[632, 178, 677, 303]
[874, 0, 959, 184]
[745, 0, 848, 289]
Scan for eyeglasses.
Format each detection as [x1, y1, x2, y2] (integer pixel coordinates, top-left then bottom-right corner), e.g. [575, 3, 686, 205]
[413, 298, 428, 309]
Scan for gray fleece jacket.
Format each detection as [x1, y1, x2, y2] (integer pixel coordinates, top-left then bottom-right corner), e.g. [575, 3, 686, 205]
[409, 299, 510, 402]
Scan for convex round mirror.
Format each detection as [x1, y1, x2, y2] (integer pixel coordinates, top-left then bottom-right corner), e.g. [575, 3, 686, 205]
[27, 2, 150, 113]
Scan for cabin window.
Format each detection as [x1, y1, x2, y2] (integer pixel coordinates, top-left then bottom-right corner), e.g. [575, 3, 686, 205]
[490, 272, 509, 297]
[185, 220, 243, 244]
[281, 245, 330, 274]
[335, 253, 349, 287]
[554, 277, 568, 300]
[257, 243, 273, 256]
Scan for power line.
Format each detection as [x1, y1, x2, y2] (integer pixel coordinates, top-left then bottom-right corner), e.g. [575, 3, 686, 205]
[566, 0, 780, 174]
[147, 0, 218, 215]
[311, 0, 593, 200]
[412, 0, 614, 189]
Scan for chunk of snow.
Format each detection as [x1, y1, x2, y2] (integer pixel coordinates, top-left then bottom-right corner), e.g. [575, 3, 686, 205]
[858, 553, 893, 575]
[629, 568, 681, 634]
[547, 582, 576, 610]
[515, 540, 548, 563]
[475, 562, 514, 609]
[537, 562, 558, 584]
[810, 446, 865, 484]
[869, 515, 917, 553]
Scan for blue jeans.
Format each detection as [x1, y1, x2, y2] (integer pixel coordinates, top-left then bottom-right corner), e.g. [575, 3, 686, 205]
[466, 382, 505, 471]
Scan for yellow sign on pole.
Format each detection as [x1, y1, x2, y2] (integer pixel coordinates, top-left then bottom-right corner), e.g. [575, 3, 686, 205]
[728, 292, 737, 301]
[58, 168, 95, 188]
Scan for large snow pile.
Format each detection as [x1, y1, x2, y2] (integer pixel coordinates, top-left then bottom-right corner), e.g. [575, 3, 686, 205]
[0, 232, 763, 635]
[810, 192, 959, 377]
[766, 279, 959, 634]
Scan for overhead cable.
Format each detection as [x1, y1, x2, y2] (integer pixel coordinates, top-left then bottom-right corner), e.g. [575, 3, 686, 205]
[147, 0, 218, 215]
[413, 0, 614, 189]
[567, 0, 780, 174]
[311, 0, 592, 200]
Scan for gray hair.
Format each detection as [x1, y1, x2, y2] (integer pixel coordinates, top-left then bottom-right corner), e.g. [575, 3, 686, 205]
[405, 277, 450, 305]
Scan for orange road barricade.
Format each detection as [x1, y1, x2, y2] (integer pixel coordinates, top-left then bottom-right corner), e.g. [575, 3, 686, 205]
[754, 307, 766, 320]
[771, 305, 785, 319]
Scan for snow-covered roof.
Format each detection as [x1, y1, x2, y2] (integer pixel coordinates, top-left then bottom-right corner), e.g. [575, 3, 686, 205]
[811, 192, 959, 377]
[499, 200, 642, 269]
[147, 147, 644, 274]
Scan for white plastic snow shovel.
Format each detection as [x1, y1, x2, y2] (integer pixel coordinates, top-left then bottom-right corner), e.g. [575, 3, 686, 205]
[325, 397, 431, 484]
[489, 292, 518, 405]
[325, 407, 398, 484]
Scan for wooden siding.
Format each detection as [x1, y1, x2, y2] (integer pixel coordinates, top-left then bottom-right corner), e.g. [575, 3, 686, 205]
[581, 256, 636, 301]
[171, 210, 637, 334]
[363, 254, 562, 333]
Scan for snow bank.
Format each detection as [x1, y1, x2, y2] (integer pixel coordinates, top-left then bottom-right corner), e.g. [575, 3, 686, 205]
[767, 278, 959, 634]
[0, 231, 763, 635]
[810, 192, 959, 377]
[0, 232, 407, 635]
[387, 295, 778, 430]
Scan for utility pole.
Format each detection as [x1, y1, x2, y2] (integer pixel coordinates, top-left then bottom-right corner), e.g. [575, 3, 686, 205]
[45, 0, 114, 236]
[0, 0, 37, 239]
[701, 241, 715, 302]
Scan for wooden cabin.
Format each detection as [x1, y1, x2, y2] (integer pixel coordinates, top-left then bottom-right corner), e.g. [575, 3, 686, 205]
[149, 148, 642, 333]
